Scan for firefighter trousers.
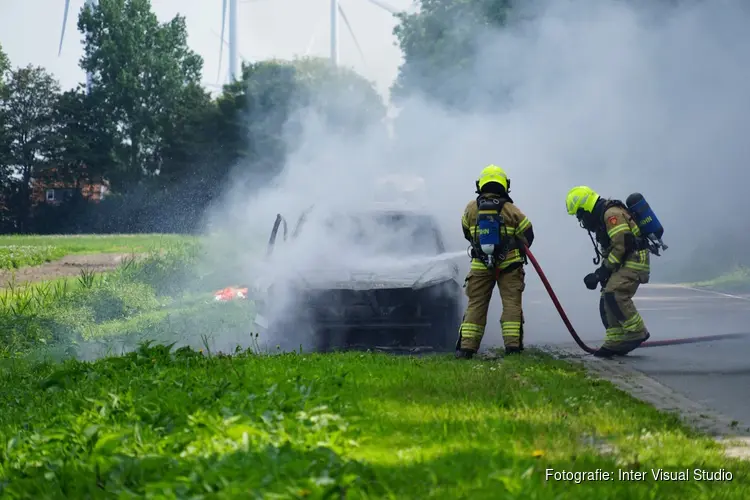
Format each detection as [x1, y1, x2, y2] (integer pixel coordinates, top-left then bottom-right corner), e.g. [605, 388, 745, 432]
[457, 266, 525, 352]
[599, 267, 650, 353]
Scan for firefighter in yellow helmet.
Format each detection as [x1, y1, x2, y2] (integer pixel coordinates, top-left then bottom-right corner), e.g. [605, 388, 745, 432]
[456, 164, 534, 359]
[566, 186, 651, 357]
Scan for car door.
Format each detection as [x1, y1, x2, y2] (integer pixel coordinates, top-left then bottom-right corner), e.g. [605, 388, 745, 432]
[266, 206, 316, 256]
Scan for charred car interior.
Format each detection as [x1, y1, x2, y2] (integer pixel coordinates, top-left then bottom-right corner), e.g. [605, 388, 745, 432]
[263, 206, 463, 353]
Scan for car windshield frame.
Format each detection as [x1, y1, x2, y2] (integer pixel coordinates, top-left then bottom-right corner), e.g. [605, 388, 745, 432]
[321, 211, 443, 256]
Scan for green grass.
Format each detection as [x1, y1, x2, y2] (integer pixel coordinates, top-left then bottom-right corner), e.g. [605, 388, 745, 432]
[1, 274, 88, 295]
[0, 234, 200, 270]
[0, 233, 199, 253]
[0, 244, 208, 356]
[0, 348, 747, 498]
[0, 245, 68, 270]
[684, 265, 750, 292]
[1, 238, 748, 498]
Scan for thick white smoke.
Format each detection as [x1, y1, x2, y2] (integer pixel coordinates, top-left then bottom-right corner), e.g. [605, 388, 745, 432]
[202, 0, 750, 350]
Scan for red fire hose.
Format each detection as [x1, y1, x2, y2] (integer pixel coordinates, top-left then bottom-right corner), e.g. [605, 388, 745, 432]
[522, 244, 750, 353]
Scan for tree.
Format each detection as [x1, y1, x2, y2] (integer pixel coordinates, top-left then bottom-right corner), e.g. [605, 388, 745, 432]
[391, 0, 514, 107]
[77, 0, 204, 191]
[0, 8, 386, 234]
[0, 66, 61, 231]
[0, 42, 11, 166]
[213, 58, 386, 190]
[211, 60, 301, 189]
[156, 82, 218, 189]
[391, 0, 684, 107]
[290, 57, 387, 133]
[0, 42, 9, 80]
[49, 86, 116, 188]
[0, 44, 11, 229]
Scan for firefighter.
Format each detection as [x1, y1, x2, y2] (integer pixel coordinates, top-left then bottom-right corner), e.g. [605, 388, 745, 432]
[565, 186, 651, 357]
[455, 164, 535, 359]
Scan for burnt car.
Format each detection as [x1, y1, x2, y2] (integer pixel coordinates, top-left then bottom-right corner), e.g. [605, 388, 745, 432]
[257, 204, 463, 353]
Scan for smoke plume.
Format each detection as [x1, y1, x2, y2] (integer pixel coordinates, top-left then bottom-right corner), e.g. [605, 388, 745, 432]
[202, 0, 750, 350]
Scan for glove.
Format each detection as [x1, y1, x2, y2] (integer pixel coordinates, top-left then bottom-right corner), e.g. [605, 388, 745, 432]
[595, 265, 612, 286]
[584, 273, 599, 290]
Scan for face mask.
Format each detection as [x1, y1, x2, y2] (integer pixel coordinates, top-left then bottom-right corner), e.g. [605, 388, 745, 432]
[576, 210, 598, 231]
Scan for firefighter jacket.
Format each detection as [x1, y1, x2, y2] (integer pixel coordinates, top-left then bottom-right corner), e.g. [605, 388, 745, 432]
[597, 202, 650, 274]
[461, 195, 533, 272]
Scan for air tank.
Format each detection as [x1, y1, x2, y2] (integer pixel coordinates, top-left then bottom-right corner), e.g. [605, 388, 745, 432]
[477, 198, 503, 267]
[626, 192, 668, 251]
[477, 214, 500, 257]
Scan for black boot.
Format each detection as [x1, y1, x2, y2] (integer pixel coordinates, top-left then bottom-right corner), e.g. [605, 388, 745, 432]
[607, 332, 652, 357]
[505, 346, 522, 355]
[455, 348, 476, 359]
[593, 346, 619, 358]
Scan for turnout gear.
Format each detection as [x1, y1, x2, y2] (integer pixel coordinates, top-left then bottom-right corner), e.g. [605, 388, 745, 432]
[457, 166, 534, 356]
[594, 264, 611, 287]
[566, 186, 652, 357]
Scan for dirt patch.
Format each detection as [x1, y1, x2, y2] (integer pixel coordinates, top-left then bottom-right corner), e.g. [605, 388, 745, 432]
[0, 253, 137, 287]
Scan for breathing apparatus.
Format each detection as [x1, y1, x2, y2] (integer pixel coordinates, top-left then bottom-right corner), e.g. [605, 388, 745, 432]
[467, 165, 512, 269]
[474, 197, 509, 268]
[580, 208, 606, 266]
[625, 192, 668, 255]
[566, 186, 668, 267]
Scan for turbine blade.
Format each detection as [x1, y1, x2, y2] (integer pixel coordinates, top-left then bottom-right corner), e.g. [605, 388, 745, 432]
[58, 0, 71, 56]
[363, 0, 399, 15]
[338, 5, 366, 66]
[217, 0, 228, 82]
[304, 32, 317, 56]
[305, 9, 327, 56]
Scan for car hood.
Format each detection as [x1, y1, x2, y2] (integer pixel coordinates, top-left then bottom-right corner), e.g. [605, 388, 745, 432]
[292, 259, 459, 290]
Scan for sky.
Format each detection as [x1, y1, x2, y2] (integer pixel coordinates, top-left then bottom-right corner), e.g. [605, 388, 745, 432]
[0, 0, 413, 98]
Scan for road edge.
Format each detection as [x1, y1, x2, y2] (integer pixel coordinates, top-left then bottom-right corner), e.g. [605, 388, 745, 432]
[539, 343, 750, 460]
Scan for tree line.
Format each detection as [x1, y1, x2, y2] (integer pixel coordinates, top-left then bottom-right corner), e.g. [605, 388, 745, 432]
[0, 0, 522, 235]
[0, 0, 391, 234]
[2, 0, 691, 244]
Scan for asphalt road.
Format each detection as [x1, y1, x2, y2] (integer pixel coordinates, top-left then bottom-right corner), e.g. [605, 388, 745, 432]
[481, 280, 750, 429]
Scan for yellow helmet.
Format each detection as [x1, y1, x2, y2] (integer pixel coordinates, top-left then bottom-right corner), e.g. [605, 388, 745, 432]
[566, 186, 600, 216]
[477, 164, 509, 192]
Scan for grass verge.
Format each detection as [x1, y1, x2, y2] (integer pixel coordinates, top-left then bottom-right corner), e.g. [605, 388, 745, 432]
[0, 234, 199, 270]
[0, 241, 214, 356]
[0, 245, 67, 270]
[0, 348, 747, 498]
[683, 266, 750, 293]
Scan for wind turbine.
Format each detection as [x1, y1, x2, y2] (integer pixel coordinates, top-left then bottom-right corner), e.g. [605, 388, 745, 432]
[217, 0, 240, 83]
[209, 28, 250, 90]
[305, 1, 365, 65]
[58, 0, 99, 93]
[216, 0, 404, 83]
[329, 0, 401, 67]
